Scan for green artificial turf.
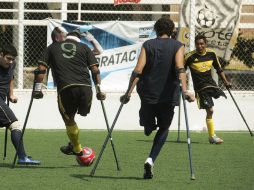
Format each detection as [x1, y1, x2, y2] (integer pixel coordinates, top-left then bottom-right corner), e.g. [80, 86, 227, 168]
[0, 130, 253, 190]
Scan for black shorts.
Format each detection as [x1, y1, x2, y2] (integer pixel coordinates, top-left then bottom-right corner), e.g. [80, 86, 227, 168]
[0, 99, 17, 127]
[139, 101, 175, 129]
[196, 87, 226, 109]
[58, 86, 92, 121]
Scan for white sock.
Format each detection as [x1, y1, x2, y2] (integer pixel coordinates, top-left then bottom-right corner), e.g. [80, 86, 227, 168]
[145, 157, 154, 166]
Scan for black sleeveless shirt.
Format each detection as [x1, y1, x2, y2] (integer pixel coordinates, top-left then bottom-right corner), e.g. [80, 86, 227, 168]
[137, 38, 183, 104]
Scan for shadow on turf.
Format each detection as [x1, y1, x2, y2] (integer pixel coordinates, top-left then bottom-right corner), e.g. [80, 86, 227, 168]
[71, 174, 143, 181]
[136, 139, 200, 144]
[0, 162, 79, 169]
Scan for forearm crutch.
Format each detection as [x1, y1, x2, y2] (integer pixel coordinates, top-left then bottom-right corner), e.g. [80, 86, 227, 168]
[227, 88, 253, 137]
[177, 86, 182, 142]
[180, 83, 195, 180]
[12, 69, 42, 168]
[3, 99, 9, 160]
[90, 77, 137, 176]
[90, 101, 124, 176]
[96, 85, 120, 171]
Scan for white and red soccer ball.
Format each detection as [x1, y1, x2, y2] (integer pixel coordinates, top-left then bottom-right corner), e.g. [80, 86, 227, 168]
[76, 147, 95, 166]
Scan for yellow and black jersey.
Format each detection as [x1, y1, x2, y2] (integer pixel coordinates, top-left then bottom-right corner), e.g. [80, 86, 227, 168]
[184, 49, 223, 92]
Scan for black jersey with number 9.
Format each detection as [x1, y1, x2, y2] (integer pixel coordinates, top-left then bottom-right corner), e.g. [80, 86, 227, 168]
[38, 39, 98, 92]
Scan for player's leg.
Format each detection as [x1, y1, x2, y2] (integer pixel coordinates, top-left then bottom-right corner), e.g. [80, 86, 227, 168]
[206, 108, 223, 144]
[65, 120, 82, 154]
[199, 92, 223, 144]
[148, 103, 174, 162]
[0, 100, 40, 164]
[144, 126, 170, 179]
[144, 103, 175, 179]
[138, 102, 156, 179]
[139, 101, 157, 136]
[9, 121, 26, 159]
[206, 107, 214, 136]
[58, 87, 83, 155]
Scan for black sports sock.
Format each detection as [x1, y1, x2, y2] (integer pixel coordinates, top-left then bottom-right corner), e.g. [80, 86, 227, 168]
[11, 129, 26, 159]
[149, 128, 169, 162]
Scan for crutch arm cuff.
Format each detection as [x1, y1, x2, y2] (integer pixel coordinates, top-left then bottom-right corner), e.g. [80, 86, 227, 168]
[33, 69, 46, 75]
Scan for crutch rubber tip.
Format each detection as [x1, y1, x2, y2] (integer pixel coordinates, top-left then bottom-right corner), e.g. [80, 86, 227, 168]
[191, 174, 196, 180]
[89, 172, 95, 177]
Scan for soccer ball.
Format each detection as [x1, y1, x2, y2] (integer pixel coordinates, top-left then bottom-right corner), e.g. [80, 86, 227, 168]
[76, 147, 95, 166]
[197, 8, 216, 28]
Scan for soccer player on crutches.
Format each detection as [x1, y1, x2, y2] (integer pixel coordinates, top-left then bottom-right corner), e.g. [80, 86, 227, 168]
[0, 44, 40, 166]
[120, 17, 195, 179]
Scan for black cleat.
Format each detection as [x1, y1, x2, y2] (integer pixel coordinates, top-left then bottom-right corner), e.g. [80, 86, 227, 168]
[143, 162, 153, 179]
[60, 143, 82, 156]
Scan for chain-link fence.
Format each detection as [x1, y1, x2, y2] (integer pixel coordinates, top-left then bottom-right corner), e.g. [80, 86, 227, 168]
[220, 32, 254, 91]
[0, 0, 253, 91]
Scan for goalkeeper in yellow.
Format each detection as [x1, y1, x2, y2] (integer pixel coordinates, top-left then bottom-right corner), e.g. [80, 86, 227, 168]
[184, 34, 232, 144]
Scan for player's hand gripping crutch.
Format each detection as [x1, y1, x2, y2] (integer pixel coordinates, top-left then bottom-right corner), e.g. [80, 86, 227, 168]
[226, 87, 253, 137]
[96, 84, 120, 171]
[179, 82, 196, 180]
[12, 69, 45, 168]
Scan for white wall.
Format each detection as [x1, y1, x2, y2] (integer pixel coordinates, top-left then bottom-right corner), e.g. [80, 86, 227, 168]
[7, 90, 254, 132]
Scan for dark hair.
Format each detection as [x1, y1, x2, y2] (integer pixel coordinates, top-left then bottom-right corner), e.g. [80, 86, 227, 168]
[0, 44, 17, 57]
[154, 17, 175, 37]
[195, 34, 207, 44]
[51, 27, 65, 42]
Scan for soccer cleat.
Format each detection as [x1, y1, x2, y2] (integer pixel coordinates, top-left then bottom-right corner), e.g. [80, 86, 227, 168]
[17, 156, 41, 165]
[143, 162, 154, 179]
[209, 135, 224, 144]
[60, 143, 83, 156]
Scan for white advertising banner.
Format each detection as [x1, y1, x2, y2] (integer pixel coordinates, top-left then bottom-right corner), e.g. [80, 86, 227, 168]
[178, 0, 242, 61]
[48, 20, 156, 92]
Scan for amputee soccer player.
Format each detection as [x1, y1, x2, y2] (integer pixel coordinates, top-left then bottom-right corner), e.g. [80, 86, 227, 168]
[34, 30, 106, 157]
[120, 17, 195, 179]
[0, 44, 40, 165]
[184, 34, 232, 144]
[51, 26, 67, 43]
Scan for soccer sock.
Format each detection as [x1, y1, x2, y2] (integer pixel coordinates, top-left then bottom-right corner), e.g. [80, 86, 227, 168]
[149, 128, 169, 162]
[206, 118, 215, 137]
[66, 124, 82, 153]
[145, 157, 154, 166]
[11, 129, 26, 159]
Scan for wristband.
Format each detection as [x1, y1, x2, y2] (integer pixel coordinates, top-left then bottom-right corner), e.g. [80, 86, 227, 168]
[35, 83, 42, 91]
[95, 84, 100, 93]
